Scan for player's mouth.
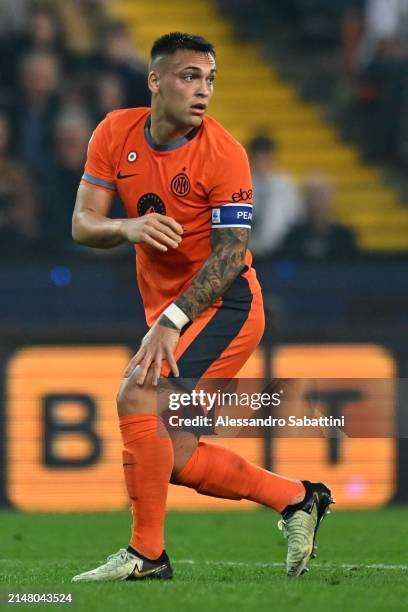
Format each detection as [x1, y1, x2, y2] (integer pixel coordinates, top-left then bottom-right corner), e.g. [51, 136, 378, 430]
[190, 103, 207, 115]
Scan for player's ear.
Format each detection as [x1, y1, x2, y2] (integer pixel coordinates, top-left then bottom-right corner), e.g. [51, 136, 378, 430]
[148, 70, 160, 95]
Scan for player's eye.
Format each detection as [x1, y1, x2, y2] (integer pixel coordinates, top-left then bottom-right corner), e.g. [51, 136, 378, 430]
[183, 74, 195, 81]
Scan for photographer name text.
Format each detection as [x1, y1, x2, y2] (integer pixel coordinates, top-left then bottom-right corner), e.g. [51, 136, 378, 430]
[167, 415, 345, 428]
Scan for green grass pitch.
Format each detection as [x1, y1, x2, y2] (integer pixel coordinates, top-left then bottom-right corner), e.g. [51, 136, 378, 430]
[0, 508, 407, 611]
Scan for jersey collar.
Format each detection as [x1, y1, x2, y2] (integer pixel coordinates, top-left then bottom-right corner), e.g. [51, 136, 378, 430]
[144, 115, 201, 151]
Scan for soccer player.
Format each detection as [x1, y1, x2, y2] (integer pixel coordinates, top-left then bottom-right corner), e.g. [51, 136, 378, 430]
[71, 32, 333, 581]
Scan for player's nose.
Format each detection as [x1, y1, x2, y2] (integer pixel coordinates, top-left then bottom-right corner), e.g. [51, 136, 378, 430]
[197, 78, 211, 97]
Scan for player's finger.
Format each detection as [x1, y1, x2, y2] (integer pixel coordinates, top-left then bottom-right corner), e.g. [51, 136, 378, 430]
[152, 351, 163, 387]
[165, 349, 179, 378]
[136, 354, 154, 386]
[143, 234, 168, 252]
[147, 227, 180, 249]
[159, 216, 184, 235]
[124, 350, 144, 377]
[153, 220, 183, 244]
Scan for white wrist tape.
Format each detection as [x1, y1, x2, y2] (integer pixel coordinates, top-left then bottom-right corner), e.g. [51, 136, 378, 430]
[162, 303, 190, 330]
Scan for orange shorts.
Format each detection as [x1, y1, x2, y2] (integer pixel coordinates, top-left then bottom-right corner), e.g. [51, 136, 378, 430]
[161, 274, 265, 379]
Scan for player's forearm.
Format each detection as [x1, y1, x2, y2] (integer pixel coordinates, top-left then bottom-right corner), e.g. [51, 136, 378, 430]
[173, 227, 248, 321]
[174, 253, 244, 320]
[72, 210, 127, 248]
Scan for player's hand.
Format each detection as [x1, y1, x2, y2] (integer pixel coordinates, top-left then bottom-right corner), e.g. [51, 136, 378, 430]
[124, 321, 180, 386]
[121, 214, 183, 251]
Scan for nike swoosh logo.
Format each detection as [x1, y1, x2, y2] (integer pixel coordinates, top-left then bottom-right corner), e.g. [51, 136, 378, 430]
[131, 564, 167, 578]
[117, 171, 140, 179]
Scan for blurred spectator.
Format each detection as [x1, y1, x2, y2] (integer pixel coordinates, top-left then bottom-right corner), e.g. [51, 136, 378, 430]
[58, 0, 109, 55]
[91, 71, 128, 125]
[87, 21, 150, 107]
[248, 134, 303, 260]
[11, 50, 61, 176]
[1, 2, 72, 94]
[0, 109, 40, 254]
[40, 105, 128, 256]
[0, 0, 30, 34]
[40, 107, 92, 250]
[279, 173, 358, 260]
[342, 4, 373, 98]
[358, 0, 408, 161]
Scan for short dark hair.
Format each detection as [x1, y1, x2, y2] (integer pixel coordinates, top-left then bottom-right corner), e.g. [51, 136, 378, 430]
[150, 32, 215, 63]
[247, 135, 277, 156]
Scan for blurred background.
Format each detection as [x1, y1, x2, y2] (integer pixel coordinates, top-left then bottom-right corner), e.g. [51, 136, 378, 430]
[1, 0, 408, 513]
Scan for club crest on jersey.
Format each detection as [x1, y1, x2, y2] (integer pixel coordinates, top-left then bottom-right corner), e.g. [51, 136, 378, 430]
[170, 172, 191, 197]
[127, 151, 138, 163]
[137, 193, 166, 216]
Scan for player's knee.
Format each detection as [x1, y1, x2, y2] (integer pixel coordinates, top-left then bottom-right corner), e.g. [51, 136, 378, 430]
[116, 367, 157, 416]
[171, 433, 199, 476]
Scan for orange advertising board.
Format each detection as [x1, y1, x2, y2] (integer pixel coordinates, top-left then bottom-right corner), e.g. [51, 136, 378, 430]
[271, 345, 396, 508]
[7, 346, 130, 511]
[4, 343, 397, 511]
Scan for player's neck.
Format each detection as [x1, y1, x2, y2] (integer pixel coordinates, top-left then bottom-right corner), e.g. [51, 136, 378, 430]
[149, 110, 197, 145]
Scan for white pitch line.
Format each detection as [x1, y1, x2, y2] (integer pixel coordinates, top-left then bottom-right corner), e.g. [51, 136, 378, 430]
[174, 560, 408, 571]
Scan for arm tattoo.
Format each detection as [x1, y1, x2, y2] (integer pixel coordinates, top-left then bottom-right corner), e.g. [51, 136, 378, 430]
[175, 227, 249, 321]
[158, 313, 180, 331]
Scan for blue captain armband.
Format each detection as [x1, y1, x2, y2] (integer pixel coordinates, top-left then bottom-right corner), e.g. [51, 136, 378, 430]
[211, 204, 253, 229]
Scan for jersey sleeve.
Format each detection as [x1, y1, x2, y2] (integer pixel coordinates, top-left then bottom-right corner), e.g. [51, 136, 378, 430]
[208, 142, 253, 229]
[81, 115, 117, 193]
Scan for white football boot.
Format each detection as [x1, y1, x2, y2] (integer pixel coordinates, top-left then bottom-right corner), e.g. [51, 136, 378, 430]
[278, 480, 335, 577]
[72, 548, 172, 582]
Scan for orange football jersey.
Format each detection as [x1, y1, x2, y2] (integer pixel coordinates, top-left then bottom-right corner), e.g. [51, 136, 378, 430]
[81, 107, 261, 325]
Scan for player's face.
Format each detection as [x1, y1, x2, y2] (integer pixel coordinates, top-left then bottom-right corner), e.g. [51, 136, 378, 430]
[153, 50, 216, 128]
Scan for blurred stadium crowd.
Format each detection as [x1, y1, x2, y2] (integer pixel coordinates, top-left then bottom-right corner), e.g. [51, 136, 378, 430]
[0, 0, 149, 258]
[2, 0, 407, 260]
[224, 0, 408, 164]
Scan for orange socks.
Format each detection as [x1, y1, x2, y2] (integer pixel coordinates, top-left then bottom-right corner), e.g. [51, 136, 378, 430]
[174, 442, 305, 512]
[120, 414, 173, 560]
[120, 418, 304, 559]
